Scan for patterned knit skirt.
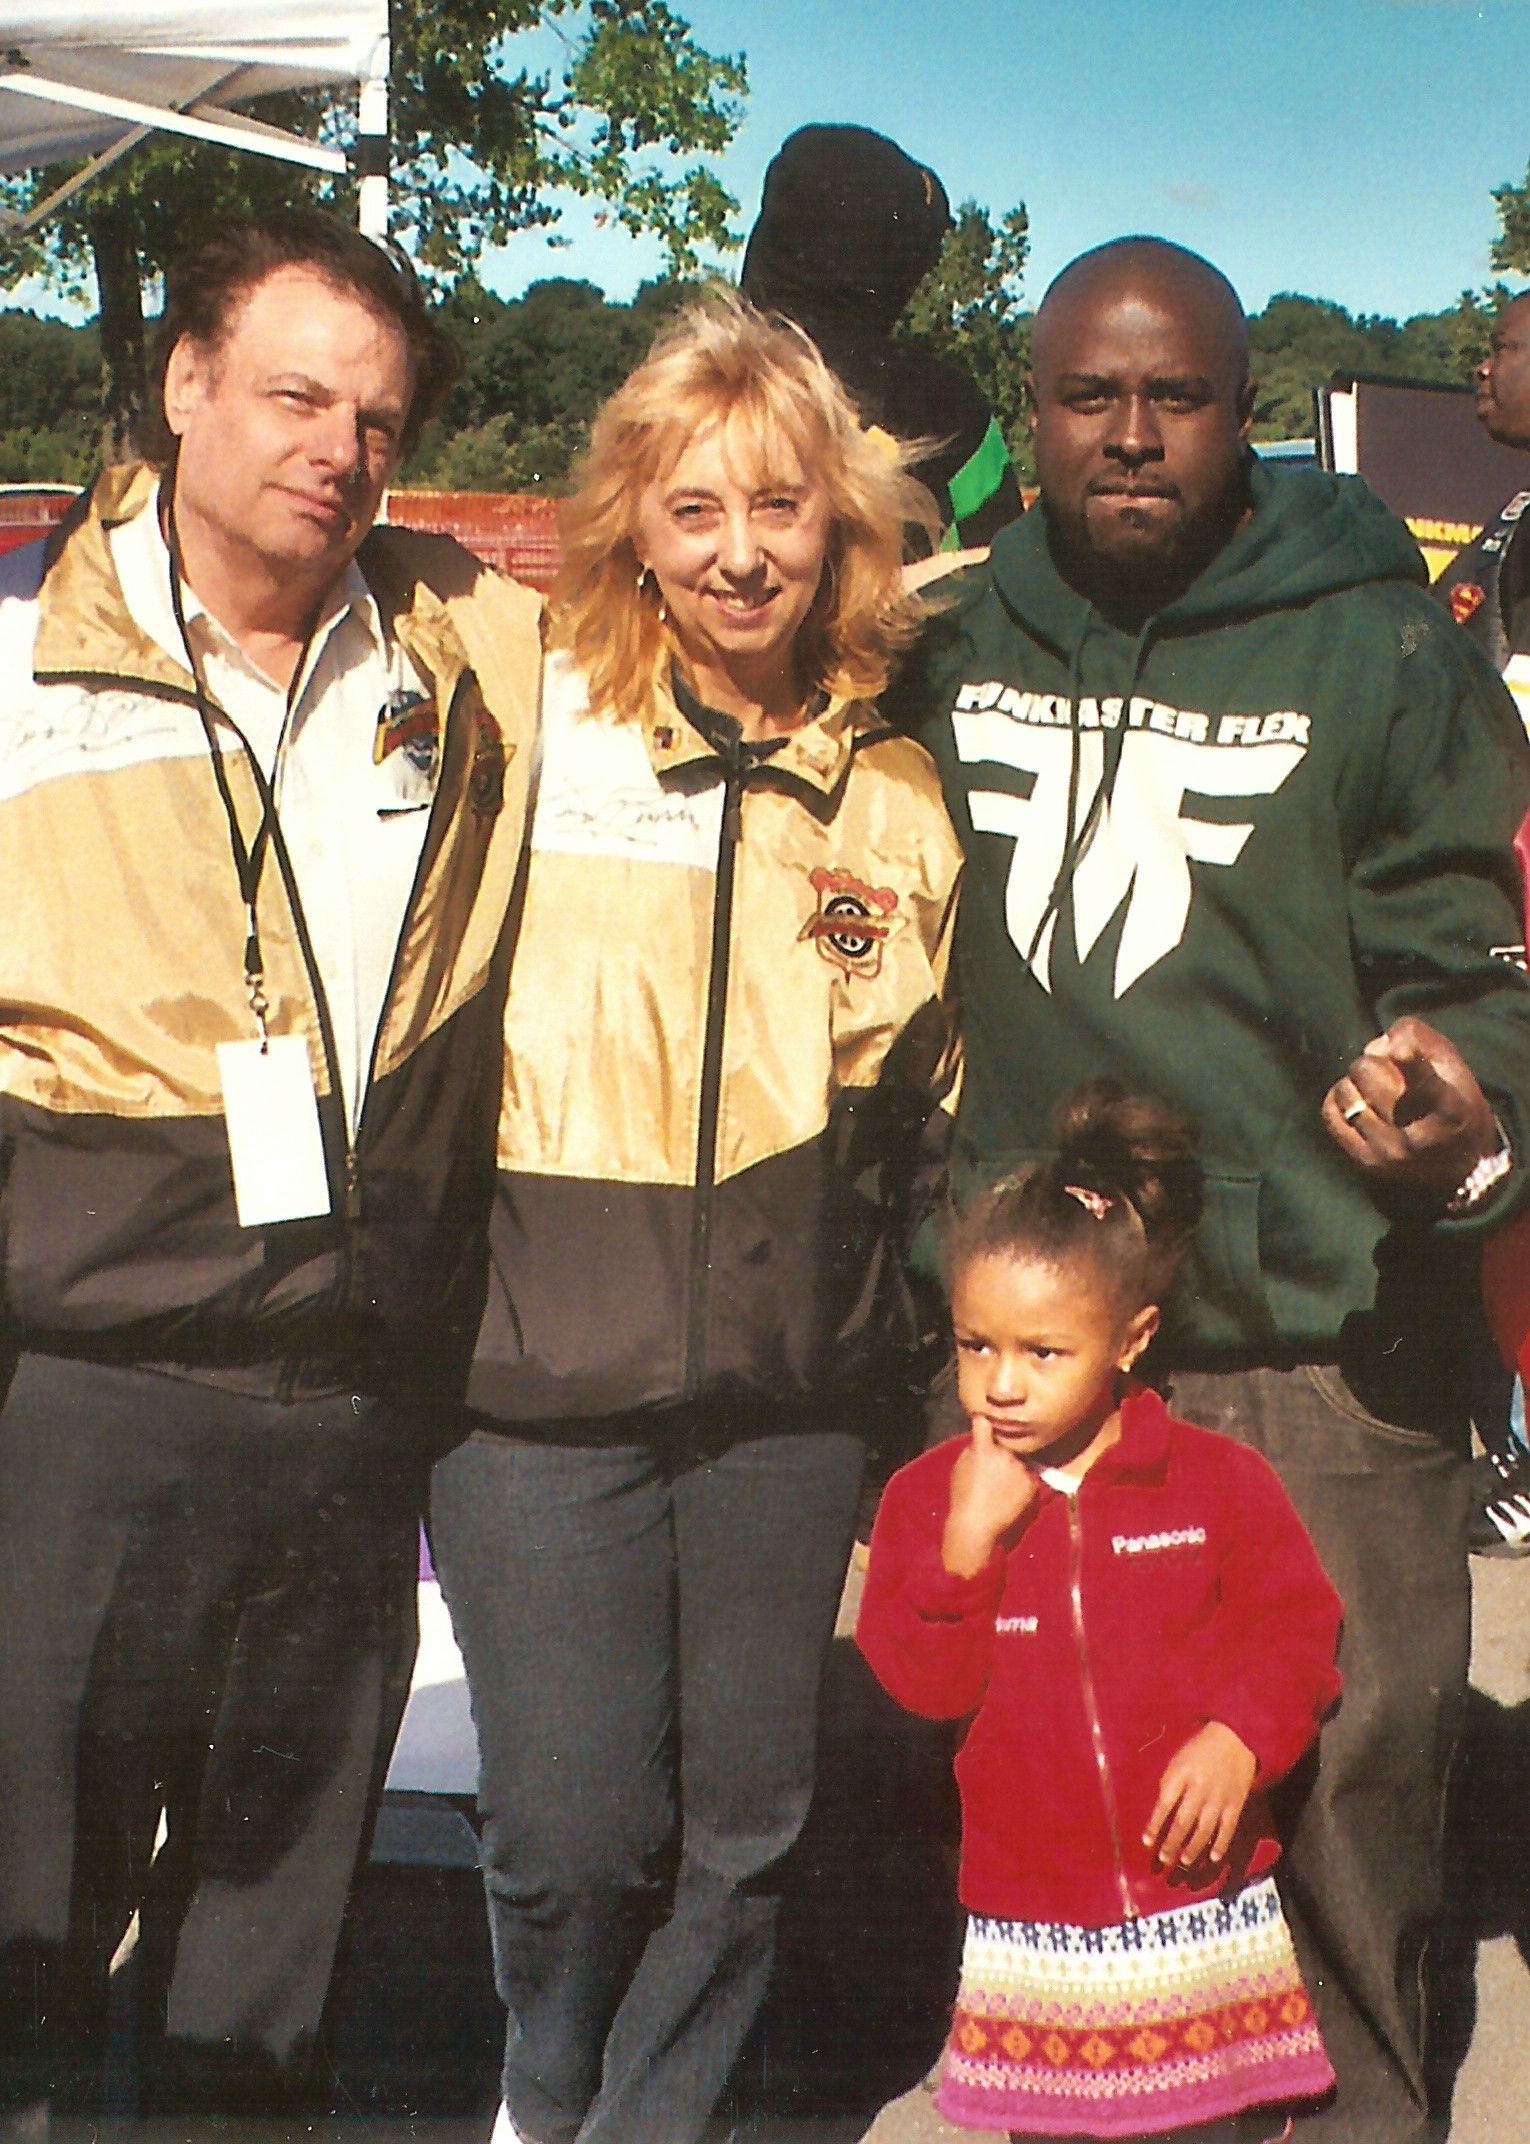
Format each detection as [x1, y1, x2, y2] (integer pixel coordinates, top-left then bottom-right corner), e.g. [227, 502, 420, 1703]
[935, 1875, 1333, 2138]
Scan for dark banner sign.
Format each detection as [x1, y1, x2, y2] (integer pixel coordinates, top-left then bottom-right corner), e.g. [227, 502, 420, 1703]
[1317, 374, 1529, 577]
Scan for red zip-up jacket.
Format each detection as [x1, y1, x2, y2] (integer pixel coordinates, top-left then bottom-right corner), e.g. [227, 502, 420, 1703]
[858, 1389, 1343, 1926]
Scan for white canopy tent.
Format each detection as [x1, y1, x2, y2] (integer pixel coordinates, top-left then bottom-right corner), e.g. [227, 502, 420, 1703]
[0, 2, 389, 235]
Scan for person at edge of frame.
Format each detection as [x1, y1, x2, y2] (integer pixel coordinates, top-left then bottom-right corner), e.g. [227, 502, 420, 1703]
[742, 121, 1025, 556]
[1435, 289, 1530, 1552]
[427, 288, 964, 2144]
[887, 233, 1530, 2143]
[0, 209, 542, 2130]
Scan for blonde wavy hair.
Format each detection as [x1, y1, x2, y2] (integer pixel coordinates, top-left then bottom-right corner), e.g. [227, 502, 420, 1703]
[550, 286, 943, 722]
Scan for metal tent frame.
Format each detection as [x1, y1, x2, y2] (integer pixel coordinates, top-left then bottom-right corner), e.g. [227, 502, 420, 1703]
[0, 3, 389, 235]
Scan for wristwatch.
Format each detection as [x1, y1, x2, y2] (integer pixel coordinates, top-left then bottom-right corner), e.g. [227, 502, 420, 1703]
[1447, 1125, 1513, 1215]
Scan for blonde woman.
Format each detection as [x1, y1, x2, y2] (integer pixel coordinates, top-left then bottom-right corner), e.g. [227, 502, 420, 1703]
[430, 291, 963, 2144]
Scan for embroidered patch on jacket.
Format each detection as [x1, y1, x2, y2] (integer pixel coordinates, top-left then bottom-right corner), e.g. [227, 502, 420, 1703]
[467, 691, 505, 817]
[1449, 582, 1486, 625]
[1112, 1526, 1207, 1557]
[374, 690, 439, 771]
[800, 866, 899, 977]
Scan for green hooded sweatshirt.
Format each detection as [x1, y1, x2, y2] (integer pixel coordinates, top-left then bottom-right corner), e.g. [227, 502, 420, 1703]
[895, 459, 1530, 1380]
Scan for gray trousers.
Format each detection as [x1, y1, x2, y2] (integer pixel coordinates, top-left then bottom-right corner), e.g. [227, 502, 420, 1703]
[1171, 1364, 1471, 2144]
[0, 1353, 422, 2117]
[431, 1411, 866, 2144]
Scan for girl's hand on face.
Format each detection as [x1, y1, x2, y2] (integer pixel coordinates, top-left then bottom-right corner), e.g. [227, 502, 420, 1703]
[1144, 1720, 1258, 1873]
[941, 1415, 1040, 1578]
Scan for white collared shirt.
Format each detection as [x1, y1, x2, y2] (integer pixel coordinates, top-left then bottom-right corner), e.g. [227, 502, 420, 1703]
[111, 491, 435, 1135]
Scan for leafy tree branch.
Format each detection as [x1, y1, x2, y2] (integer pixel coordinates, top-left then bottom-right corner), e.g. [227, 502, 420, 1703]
[0, 0, 745, 457]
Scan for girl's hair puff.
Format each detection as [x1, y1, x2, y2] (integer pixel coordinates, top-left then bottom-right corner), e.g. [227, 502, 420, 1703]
[549, 285, 943, 723]
[951, 1080, 1203, 1313]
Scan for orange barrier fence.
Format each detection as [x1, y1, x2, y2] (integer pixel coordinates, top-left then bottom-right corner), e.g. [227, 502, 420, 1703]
[0, 486, 567, 587]
[383, 489, 563, 589]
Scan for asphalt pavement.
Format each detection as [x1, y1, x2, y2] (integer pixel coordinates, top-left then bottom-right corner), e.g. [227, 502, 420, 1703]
[64, 1554, 1527, 2144]
[320, 1554, 1530, 2144]
[860, 1554, 1530, 2144]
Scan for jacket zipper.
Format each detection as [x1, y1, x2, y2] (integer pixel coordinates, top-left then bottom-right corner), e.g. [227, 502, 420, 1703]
[1066, 1493, 1137, 1920]
[260, 801, 358, 1323]
[683, 755, 745, 1398]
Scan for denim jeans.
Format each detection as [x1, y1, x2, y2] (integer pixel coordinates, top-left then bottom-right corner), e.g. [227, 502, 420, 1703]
[1170, 1363, 1471, 2144]
[430, 1409, 866, 2144]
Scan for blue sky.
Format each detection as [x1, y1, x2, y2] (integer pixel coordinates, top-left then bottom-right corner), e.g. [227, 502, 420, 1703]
[6, 0, 1527, 325]
[490, 0, 1530, 322]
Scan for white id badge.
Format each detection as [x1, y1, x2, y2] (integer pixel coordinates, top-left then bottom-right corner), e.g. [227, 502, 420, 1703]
[216, 1035, 333, 1227]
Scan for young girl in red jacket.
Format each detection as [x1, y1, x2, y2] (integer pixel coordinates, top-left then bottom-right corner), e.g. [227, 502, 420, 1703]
[858, 1083, 1343, 2141]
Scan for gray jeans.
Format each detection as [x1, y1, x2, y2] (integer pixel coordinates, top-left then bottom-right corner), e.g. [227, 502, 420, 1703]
[1170, 1363, 1471, 2144]
[0, 1354, 422, 2118]
[431, 1410, 866, 2144]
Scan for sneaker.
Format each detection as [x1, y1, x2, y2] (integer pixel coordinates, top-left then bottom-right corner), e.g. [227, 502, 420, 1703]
[1467, 1444, 1530, 1555]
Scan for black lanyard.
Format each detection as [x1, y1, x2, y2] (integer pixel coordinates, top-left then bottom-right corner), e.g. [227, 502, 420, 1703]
[165, 502, 318, 1049]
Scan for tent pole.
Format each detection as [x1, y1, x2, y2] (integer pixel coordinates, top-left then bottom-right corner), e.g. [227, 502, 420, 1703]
[357, 34, 389, 239]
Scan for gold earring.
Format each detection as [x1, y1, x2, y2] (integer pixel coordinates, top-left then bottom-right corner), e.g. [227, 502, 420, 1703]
[638, 563, 669, 626]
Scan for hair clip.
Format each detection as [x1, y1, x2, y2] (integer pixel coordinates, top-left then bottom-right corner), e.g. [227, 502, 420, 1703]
[1062, 1183, 1113, 1219]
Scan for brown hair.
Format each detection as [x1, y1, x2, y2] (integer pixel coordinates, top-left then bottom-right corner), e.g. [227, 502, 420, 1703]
[951, 1080, 1203, 1313]
[549, 285, 942, 722]
[142, 209, 461, 464]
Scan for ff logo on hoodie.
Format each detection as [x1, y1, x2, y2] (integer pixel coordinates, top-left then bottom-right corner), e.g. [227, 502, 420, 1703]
[952, 685, 1309, 997]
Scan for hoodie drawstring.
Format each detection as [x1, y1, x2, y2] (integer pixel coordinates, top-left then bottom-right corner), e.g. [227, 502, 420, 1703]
[1023, 615, 1157, 976]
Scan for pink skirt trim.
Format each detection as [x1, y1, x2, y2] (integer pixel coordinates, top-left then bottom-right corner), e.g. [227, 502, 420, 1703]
[935, 1876, 1334, 2137]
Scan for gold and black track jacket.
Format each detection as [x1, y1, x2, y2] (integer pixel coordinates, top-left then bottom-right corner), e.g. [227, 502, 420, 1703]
[467, 652, 964, 1426]
[0, 466, 542, 1400]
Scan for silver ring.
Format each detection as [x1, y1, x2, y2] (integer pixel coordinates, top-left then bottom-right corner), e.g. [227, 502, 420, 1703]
[1342, 1098, 1367, 1124]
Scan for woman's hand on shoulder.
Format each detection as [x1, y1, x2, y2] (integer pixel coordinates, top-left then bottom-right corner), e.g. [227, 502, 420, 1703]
[940, 1417, 1039, 1578]
[902, 545, 991, 595]
[1144, 1720, 1258, 1873]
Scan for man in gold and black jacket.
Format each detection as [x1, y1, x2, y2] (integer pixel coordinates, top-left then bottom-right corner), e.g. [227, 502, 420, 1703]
[0, 212, 541, 2121]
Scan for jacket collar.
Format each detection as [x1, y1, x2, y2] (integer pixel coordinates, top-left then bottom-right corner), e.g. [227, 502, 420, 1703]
[356, 524, 471, 713]
[1022, 1387, 1173, 1517]
[34, 463, 193, 693]
[641, 667, 886, 792]
[1085, 1386, 1174, 1488]
[32, 462, 472, 710]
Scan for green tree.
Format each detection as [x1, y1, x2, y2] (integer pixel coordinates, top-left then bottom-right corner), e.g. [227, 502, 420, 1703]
[0, 0, 746, 458]
[0, 269, 695, 488]
[897, 200, 1033, 474]
[1492, 159, 1530, 277]
[408, 270, 691, 487]
[1447, 160, 1530, 370]
[1429, 286, 1513, 376]
[1249, 293, 1384, 438]
[0, 309, 102, 481]
[1246, 292, 1480, 441]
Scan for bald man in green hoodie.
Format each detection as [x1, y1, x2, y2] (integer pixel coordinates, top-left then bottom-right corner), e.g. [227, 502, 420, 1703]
[895, 237, 1530, 2144]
